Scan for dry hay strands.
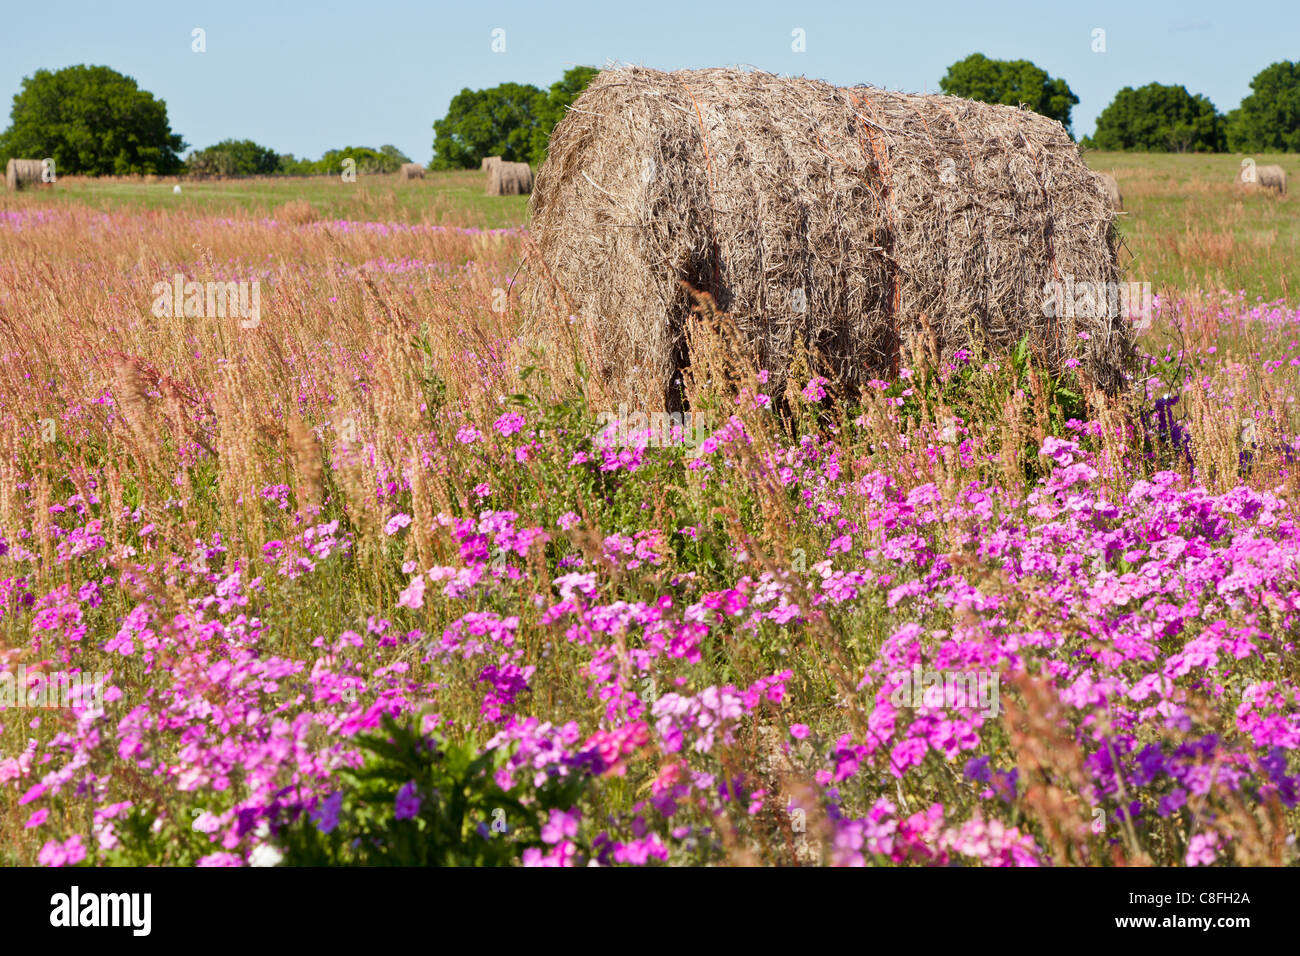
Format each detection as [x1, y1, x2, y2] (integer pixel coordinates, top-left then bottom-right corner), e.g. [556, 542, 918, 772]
[6, 158, 46, 191]
[287, 416, 324, 508]
[1095, 172, 1122, 211]
[111, 356, 157, 456]
[108, 352, 217, 458]
[398, 162, 425, 180]
[486, 160, 534, 196]
[273, 199, 317, 224]
[480, 155, 503, 173]
[1236, 163, 1287, 195]
[528, 66, 1132, 411]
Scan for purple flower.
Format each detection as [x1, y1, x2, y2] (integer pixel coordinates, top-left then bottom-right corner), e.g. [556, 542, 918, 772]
[311, 792, 343, 834]
[395, 782, 421, 821]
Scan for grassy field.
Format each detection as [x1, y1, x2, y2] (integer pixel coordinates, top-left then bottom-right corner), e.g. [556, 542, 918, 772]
[1, 151, 1299, 869]
[1084, 151, 1299, 302]
[14, 169, 530, 230]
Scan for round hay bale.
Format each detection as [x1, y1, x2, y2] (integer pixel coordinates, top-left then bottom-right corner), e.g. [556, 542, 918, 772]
[5, 158, 45, 191]
[487, 160, 533, 196]
[1236, 162, 1287, 195]
[481, 156, 504, 173]
[398, 162, 425, 180]
[529, 66, 1131, 408]
[1096, 172, 1122, 211]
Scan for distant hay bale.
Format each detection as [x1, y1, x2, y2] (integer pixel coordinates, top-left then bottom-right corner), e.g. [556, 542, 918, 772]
[1236, 162, 1287, 195]
[529, 67, 1131, 408]
[1260, 165, 1288, 194]
[487, 161, 533, 196]
[481, 156, 503, 173]
[5, 158, 45, 191]
[1096, 172, 1122, 211]
[398, 162, 425, 180]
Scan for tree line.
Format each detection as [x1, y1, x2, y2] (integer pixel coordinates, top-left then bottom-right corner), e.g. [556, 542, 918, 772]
[939, 53, 1299, 153]
[186, 141, 416, 178]
[0, 58, 1295, 177]
[0, 64, 600, 177]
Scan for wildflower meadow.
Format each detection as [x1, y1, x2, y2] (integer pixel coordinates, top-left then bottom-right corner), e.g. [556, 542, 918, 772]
[0, 190, 1297, 877]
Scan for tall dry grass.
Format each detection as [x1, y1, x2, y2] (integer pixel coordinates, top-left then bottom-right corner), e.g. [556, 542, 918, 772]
[0, 208, 539, 610]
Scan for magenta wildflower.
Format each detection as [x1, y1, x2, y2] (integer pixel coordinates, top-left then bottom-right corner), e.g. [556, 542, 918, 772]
[37, 834, 85, 867]
[494, 412, 526, 436]
[541, 807, 581, 844]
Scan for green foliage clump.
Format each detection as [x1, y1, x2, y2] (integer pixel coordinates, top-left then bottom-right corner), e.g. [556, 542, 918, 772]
[186, 139, 280, 177]
[431, 66, 600, 170]
[431, 82, 546, 170]
[1086, 83, 1224, 153]
[0, 64, 186, 174]
[187, 143, 413, 178]
[1225, 60, 1300, 153]
[315, 145, 405, 175]
[938, 53, 1079, 133]
[275, 716, 589, 866]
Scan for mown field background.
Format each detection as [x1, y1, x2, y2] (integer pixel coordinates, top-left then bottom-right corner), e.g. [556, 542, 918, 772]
[21, 170, 530, 230]
[17, 152, 1299, 300]
[1087, 152, 1300, 301]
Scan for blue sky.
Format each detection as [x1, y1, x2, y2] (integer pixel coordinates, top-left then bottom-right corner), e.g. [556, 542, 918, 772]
[1, 0, 1295, 162]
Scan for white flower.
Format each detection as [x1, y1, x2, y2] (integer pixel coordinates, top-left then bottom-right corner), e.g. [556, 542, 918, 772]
[249, 843, 283, 867]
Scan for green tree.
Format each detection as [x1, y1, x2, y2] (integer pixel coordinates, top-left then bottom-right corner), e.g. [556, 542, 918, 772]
[431, 82, 546, 170]
[186, 139, 279, 177]
[530, 66, 601, 164]
[0, 65, 185, 174]
[1088, 83, 1223, 152]
[939, 53, 1079, 133]
[276, 153, 315, 176]
[1225, 61, 1300, 152]
[379, 144, 412, 164]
